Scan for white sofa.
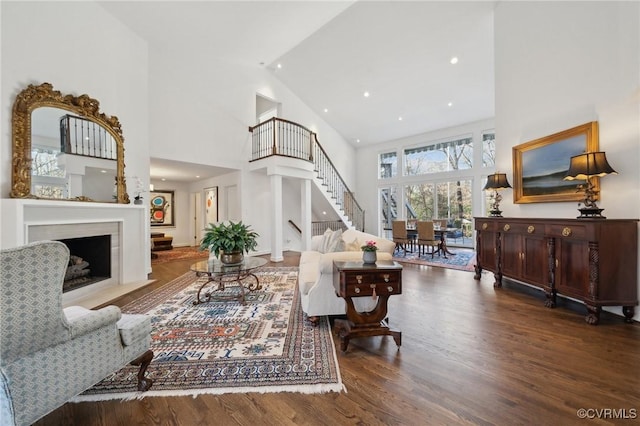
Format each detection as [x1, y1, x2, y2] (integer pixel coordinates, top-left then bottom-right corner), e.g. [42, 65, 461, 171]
[298, 228, 396, 318]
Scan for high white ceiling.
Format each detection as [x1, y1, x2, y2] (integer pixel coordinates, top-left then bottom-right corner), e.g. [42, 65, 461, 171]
[99, 0, 495, 178]
[268, 1, 495, 145]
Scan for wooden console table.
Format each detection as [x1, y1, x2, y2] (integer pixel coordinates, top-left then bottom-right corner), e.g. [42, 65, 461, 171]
[474, 217, 638, 324]
[332, 260, 402, 352]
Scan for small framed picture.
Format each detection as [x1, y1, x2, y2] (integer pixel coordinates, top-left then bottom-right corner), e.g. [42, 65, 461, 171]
[150, 190, 175, 226]
[204, 187, 218, 224]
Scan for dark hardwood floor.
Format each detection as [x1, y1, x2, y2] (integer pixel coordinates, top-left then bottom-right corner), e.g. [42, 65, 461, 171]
[37, 251, 640, 425]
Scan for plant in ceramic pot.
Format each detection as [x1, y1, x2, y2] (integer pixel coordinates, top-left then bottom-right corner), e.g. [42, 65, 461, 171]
[360, 240, 378, 264]
[199, 221, 259, 265]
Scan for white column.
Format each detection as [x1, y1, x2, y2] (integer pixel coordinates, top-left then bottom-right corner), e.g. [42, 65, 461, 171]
[301, 179, 312, 250]
[270, 174, 284, 262]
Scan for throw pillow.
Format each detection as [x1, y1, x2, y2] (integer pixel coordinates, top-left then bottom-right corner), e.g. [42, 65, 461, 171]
[318, 228, 332, 253]
[344, 237, 360, 251]
[320, 228, 344, 253]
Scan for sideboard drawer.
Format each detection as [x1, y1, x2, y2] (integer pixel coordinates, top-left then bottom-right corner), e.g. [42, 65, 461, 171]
[546, 223, 589, 239]
[343, 271, 402, 297]
[476, 219, 497, 232]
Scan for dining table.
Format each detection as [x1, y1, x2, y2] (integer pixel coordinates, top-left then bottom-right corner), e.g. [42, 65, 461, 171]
[403, 226, 458, 258]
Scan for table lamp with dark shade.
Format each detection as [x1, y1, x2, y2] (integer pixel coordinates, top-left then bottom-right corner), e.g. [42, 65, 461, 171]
[484, 173, 512, 217]
[563, 151, 617, 219]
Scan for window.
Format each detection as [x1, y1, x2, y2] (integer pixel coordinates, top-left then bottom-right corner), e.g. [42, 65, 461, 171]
[404, 183, 434, 219]
[380, 186, 398, 230]
[405, 179, 472, 225]
[379, 151, 397, 179]
[404, 137, 473, 176]
[31, 147, 64, 178]
[482, 131, 495, 167]
[31, 146, 66, 198]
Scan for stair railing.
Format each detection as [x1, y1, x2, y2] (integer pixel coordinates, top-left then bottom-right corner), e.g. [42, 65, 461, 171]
[249, 118, 365, 231]
[60, 114, 117, 160]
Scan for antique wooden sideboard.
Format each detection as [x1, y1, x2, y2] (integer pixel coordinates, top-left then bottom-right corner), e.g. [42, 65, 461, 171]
[474, 217, 638, 324]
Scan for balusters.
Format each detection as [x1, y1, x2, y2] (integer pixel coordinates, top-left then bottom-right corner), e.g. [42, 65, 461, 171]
[248, 118, 365, 231]
[59, 114, 116, 160]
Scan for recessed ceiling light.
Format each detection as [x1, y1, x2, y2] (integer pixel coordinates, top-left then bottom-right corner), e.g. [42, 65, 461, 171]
[448, 102, 453, 107]
[450, 56, 459, 65]
[161, 178, 166, 181]
[398, 116, 403, 121]
[100, 170, 107, 173]
[277, 63, 282, 69]
[356, 139, 360, 143]
[195, 175, 200, 178]
[322, 211, 327, 215]
[363, 91, 370, 98]
[324, 108, 328, 113]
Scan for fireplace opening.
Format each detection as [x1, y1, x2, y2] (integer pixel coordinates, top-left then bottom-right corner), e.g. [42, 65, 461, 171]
[59, 235, 111, 293]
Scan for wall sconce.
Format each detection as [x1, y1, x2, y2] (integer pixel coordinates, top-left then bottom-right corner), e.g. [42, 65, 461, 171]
[563, 151, 617, 218]
[484, 173, 512, 217]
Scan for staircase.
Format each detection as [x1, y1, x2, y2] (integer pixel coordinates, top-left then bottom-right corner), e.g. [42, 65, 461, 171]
[381, 191, 417, 230]
[248, 118, 364, 231]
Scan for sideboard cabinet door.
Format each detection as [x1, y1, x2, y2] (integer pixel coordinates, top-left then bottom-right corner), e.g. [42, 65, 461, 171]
[499, 221, 547, 287]
[554, 238, 590, 301]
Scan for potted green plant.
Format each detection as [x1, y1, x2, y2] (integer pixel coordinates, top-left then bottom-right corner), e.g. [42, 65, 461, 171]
[199, 221, 259, 265]
[360, 240, 379, 264]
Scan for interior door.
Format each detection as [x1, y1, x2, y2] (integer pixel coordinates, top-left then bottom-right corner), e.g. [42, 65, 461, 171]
[190, 192, 202, 247]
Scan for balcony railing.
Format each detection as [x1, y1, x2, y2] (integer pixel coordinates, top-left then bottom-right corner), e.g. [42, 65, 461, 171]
[60, 114, 117, 159]
[249, 117, 364, 231]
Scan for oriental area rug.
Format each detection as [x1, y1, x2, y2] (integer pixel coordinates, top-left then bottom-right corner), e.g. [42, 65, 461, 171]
[151, 246, 209, 265]
[393, 248, 476, 272]
[72, 267, 344, 401]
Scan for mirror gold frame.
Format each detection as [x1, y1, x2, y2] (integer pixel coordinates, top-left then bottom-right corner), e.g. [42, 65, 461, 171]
[10, 82, 129, 203]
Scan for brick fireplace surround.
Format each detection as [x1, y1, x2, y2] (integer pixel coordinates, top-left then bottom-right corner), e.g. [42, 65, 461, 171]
[1, 199, 152, 307]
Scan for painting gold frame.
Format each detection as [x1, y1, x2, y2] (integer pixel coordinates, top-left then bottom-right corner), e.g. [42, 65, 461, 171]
[513, 122, 599, 204]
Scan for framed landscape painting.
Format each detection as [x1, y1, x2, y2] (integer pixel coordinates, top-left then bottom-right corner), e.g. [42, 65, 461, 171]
[513, 122, 599, 204]
[150, 190, 175, 226]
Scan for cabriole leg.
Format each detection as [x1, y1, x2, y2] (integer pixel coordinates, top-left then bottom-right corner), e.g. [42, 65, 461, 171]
[130, 349, 154, 391]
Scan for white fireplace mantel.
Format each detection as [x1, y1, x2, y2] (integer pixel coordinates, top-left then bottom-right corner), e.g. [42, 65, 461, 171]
[1, 199, 152, 307]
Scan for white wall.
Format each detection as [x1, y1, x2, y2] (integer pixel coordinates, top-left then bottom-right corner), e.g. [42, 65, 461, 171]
[1, 1, 150, 200]
[495, 1, 639, 219]
[144, 40, 356, 254]
[0, 1, 150, 275]
[494, 1, 640, 320]
[1, 2, 356, 260]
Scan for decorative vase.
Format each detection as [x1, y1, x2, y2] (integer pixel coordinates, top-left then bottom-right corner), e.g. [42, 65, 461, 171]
[362, 250, 377, 264]
[220, 251, 244, 266]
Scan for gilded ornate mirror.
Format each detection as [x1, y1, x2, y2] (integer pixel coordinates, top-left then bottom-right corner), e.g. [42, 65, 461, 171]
[10, 82, 129, 203]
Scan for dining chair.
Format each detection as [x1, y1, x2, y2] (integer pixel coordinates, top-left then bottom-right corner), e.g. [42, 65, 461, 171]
[392, 220, 410, 256]
[433, 219, 447, 230]
[416, 221, 441, 258]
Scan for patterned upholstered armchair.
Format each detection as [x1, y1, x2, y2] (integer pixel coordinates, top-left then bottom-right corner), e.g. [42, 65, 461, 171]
[0, 241, 154, 426]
